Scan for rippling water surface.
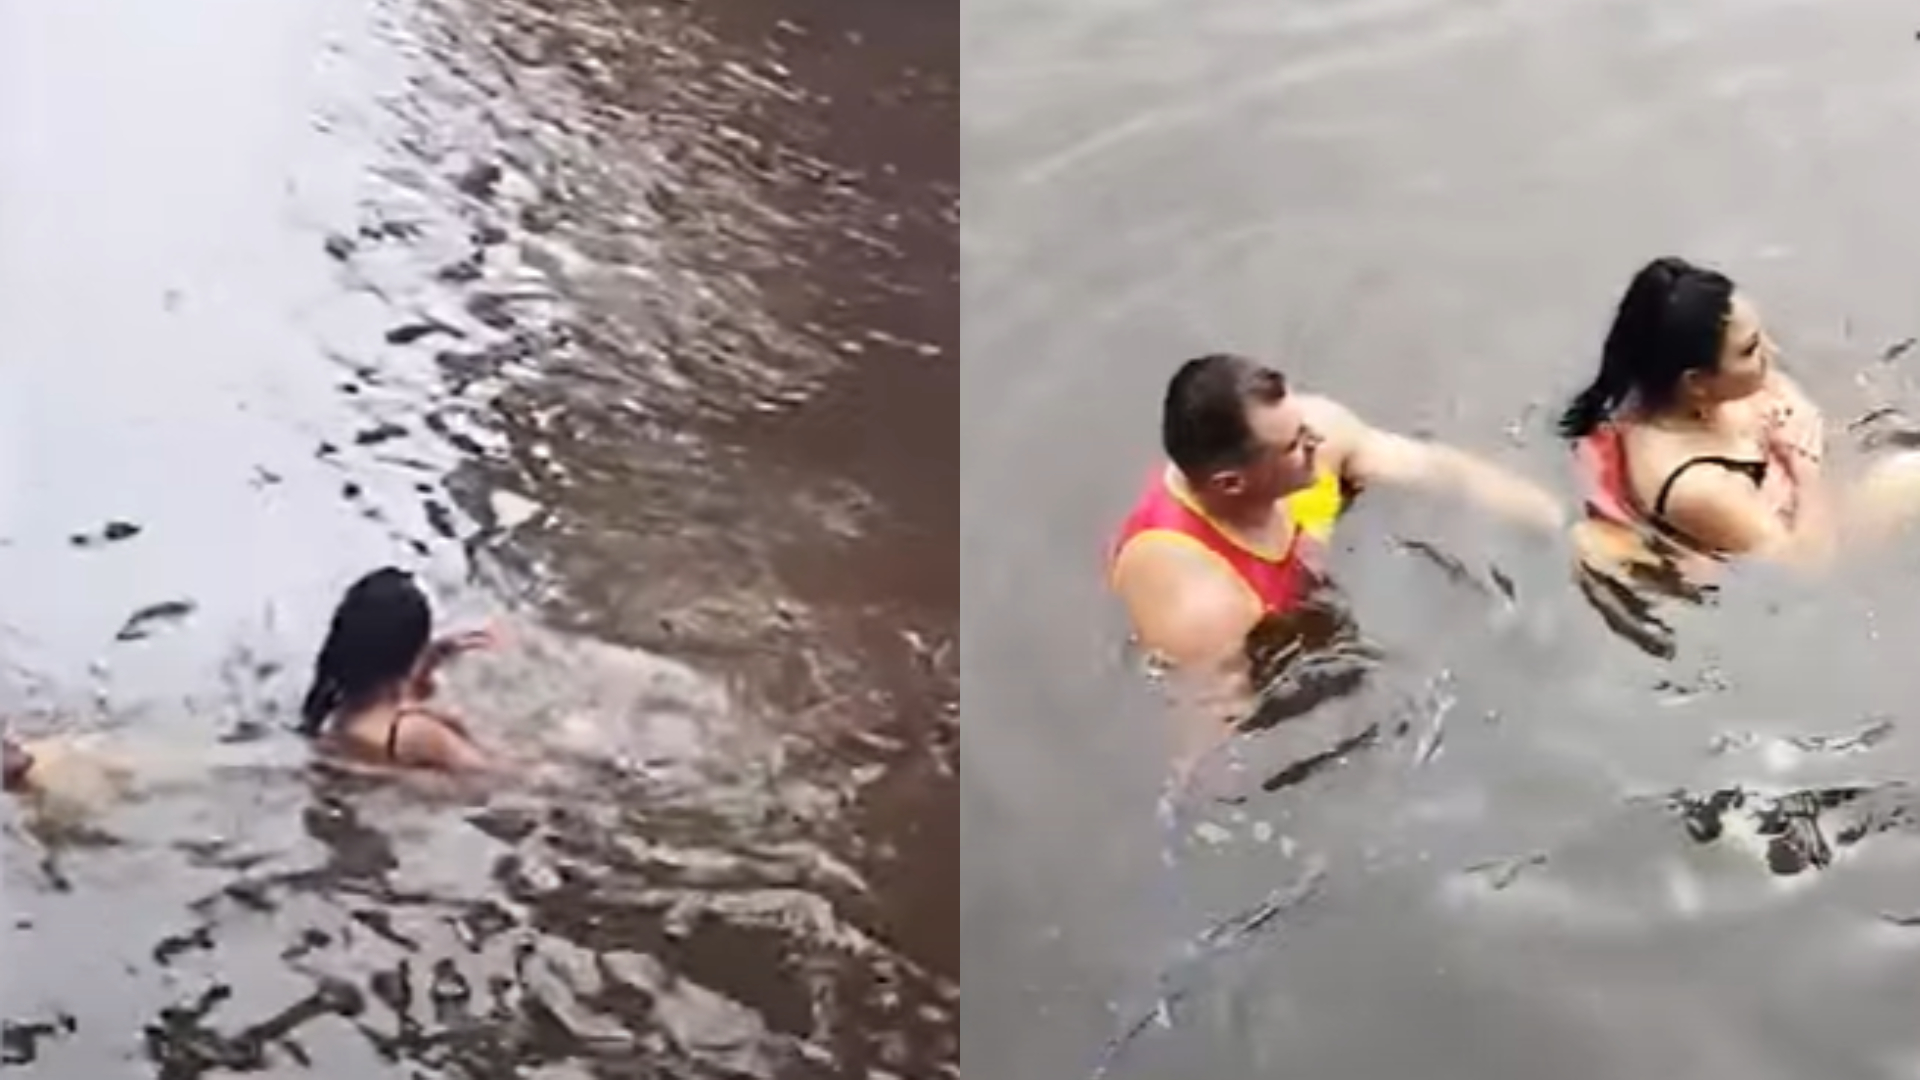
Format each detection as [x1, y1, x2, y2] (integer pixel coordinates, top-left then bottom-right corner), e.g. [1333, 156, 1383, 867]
[1, 0, 955, 1075]
[965, 2, 1920, 1077]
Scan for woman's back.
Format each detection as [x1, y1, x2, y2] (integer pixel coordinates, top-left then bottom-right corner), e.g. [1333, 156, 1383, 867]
[321, 698, 487, 772]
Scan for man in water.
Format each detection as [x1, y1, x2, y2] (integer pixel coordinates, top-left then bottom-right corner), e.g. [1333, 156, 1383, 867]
[1109, 353, 1564, 757]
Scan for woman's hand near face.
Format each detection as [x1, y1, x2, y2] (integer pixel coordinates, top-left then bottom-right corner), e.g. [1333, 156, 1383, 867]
[1758, 372, 1825, 466]
[441, 621, 507, 656]
[1765, 403, 1824, 478]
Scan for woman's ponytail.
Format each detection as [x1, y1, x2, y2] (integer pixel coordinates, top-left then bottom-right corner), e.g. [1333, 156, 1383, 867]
[297, 638, 343, 737]
[1557, 366, 1625, 440]
[298, 679, 338, 736]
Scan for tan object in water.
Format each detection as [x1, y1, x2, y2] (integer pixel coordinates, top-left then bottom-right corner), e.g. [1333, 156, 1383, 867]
[11, 735, 137, 822]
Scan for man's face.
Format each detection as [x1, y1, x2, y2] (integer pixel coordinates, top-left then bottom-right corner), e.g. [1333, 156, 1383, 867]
[1207, 397, 1320, 502]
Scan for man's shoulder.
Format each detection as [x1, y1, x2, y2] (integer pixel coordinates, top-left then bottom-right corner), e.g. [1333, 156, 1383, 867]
[1113, 531, 1250, 610]
[1113, 540, 1260, 662]
[1114, 526, 1209, 588]
[1113, 534, 1259, 626]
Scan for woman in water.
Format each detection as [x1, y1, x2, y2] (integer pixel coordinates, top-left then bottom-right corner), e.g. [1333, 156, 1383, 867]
[298, 567, 498, 772]
[1562, 256, 1834, 569]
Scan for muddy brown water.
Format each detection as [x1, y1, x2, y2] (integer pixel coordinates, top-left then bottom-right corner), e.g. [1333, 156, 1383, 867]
[0, 0, 954, 1076]
[965, 3, 1920, 1078]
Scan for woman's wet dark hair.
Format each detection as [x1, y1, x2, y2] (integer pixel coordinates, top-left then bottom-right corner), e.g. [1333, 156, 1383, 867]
[298, 567, 432, 736]
[1559, 256, 1737, 439]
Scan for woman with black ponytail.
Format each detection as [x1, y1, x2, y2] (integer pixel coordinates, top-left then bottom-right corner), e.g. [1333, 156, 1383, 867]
[299, 567, 499, 772]
[1563, 256, 1831, 565]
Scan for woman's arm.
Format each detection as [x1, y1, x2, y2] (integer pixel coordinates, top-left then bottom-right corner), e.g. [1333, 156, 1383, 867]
[406, 625, 502, 700]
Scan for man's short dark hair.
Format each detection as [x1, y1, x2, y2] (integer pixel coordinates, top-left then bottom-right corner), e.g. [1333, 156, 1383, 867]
[1161, 353, 1289, 478]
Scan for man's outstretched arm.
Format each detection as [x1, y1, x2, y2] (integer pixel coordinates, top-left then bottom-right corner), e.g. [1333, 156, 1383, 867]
[1307, 397, 1567, 532]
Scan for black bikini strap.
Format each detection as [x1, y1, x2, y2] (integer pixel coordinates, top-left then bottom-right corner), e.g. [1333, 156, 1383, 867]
[1652, 455, 1767, 519]
[386, 710, 409, 762]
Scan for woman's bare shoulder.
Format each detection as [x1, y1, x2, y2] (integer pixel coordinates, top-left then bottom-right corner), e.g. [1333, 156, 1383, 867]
[391, 706, 489, 772]
[1617, 421, 1688, 491]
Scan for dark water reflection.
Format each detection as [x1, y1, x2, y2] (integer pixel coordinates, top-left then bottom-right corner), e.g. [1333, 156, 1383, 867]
[965, 1, 1920, 1077]
[1, 0, 953, 1075]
